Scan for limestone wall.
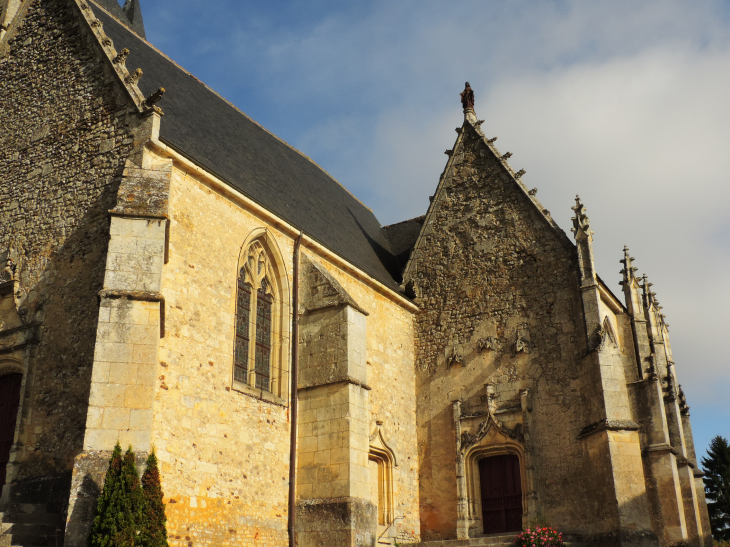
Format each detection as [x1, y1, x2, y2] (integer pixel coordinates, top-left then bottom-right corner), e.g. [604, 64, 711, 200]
[148, 158, 421, 545]
[406, 122, 604, 540]
[0, 0, 138, 511]
[311, 256, 421, 544]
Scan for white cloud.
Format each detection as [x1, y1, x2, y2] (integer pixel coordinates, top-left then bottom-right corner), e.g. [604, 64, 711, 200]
[142, 0, 730, 449]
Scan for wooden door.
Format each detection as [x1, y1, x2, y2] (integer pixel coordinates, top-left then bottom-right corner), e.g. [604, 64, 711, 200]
[0, 373, 22, 488]
[479, 454, 523, 534]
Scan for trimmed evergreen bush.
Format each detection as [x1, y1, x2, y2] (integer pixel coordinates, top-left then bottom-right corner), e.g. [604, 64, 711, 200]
[88, 444, 152, 547]
[140, 451, 169, 547]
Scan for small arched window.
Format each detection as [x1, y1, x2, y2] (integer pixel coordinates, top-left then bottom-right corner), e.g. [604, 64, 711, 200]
[234, 239, 281, 394]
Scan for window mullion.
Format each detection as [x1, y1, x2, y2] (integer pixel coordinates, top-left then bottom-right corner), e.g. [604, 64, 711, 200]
[248, 290, 257, 387]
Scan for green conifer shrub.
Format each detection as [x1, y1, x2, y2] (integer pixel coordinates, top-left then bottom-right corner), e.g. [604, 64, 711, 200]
[702, 435, 730, 541]
[88, 444, 145, 547]
[140, 451, 169, 547]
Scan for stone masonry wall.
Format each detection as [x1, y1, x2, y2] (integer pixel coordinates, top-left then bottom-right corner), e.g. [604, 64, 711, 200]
[152, 160, 421, 546]
[0, 0, 137, 509]
[153, 162, 294, 547]
[312, 257, 421, 544]
[406, 122, 595, 540]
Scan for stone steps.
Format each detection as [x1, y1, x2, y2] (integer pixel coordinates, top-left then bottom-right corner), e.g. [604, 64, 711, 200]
[408, 534, 588, 547]
[409, 533, 516, 546]
[0, 504, 65, 547]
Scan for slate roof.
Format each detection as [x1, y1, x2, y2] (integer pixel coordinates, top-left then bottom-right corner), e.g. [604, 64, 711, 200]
[383, 216, 425, 276]
[89, 2, 405, 292]
[93, 0, 145, 38]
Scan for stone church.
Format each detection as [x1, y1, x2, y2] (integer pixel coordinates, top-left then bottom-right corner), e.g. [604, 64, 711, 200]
[0, 0, 713, 546]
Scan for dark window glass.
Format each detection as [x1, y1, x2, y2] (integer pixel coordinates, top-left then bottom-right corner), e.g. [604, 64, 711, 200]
[234, 278, 251, 384]
[255, 280, 272, 391]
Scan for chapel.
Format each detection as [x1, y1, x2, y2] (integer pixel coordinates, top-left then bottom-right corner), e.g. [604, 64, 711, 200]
[0, 0, 714, 546]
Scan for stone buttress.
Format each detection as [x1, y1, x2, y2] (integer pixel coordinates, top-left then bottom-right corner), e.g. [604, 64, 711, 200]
[64, 111, 172, 546]
[0, 0, 161, 544]
[295, 255, 376, 547]
[621, 248, 712, 547]
[570, 199, 657, 547]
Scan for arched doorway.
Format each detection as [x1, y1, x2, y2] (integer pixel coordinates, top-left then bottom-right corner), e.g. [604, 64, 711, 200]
[0, 373, 22, 488]
[479, 454, 523, 534]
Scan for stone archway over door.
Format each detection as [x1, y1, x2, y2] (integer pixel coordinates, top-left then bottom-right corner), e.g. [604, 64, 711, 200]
[0, 373, 22, 487]
[479, 454, 523, 534]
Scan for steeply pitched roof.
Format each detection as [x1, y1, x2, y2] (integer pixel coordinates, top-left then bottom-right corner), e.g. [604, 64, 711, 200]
[93, 0, 145, 38]
[383, 216, 425, 276]
[121, 0, 145, 39]
[88, 1, 402, 291]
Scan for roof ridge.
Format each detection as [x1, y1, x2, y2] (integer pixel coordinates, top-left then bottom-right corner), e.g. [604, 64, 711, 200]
[87, 0, 376, 216]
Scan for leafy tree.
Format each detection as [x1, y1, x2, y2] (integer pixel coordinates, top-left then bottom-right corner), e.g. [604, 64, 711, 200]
[140, 451, 169, 547]
[88, 444, 145, 547]
[701, 435, 730, 541]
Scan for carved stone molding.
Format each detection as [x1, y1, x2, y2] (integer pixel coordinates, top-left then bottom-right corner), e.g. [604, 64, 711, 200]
[477, 337, 496, 352]
[577, 419, 640, 439]
[459, 411, 524, 454]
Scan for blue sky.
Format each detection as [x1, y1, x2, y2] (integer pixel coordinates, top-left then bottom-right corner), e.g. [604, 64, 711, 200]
[135, 0, 729, 462]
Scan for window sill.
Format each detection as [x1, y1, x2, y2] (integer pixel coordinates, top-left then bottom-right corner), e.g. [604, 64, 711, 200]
[231, 379, 287, 407]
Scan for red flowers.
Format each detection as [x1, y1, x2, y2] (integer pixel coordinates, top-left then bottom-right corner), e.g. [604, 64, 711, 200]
[512, 526, 565, 547]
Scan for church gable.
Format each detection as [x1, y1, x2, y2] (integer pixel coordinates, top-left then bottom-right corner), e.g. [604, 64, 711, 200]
[405, 117, 581, 374]
[408, 103, 592, 540]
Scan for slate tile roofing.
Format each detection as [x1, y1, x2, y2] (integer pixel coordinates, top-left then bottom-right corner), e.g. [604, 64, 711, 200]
[93, 0, 145, 38]
[89, 1, 410, 292]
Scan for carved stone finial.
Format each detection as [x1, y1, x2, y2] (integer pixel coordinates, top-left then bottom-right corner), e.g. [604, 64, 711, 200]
[102, 37, 112, 46]
[460, 81, 475, 111]
[445, 149, 453, 156]
[487, 137, 497, 144]
[570, 195, 593, 241]
[113, 48, 130, 64]
[619, 245, 638, 285]
[500, 152, 512, 160]
[475, 120, 485, 127]
[125, 68, 143, 85]
[144, 87, 166, 109]
[515, 169, 526, 178]
[90, 19, 102, 28]
[485, 383, 497, 414]
[641, 274, 658, 308]
[528, 188, 537, 196]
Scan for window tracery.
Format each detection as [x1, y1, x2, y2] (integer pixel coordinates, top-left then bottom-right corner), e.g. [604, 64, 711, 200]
[233, 239, 282, 395]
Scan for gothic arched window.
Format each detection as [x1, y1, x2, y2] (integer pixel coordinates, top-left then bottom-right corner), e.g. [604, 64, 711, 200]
[234, 239, 282, 394]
